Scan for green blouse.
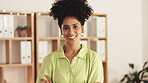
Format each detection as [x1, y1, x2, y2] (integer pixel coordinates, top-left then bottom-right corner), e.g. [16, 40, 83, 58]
[36, 44, 104, 83]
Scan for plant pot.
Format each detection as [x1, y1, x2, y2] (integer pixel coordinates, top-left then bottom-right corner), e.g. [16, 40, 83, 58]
[18, 30, 28, 37]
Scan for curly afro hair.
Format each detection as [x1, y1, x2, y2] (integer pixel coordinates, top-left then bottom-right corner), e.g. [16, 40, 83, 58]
[50, 0, 93, 28]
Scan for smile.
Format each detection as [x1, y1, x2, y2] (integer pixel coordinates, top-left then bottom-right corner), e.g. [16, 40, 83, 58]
[68, 35, 77, 40]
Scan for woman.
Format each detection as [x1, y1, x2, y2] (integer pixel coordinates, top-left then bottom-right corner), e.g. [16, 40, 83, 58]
[36, 0, 104, 83]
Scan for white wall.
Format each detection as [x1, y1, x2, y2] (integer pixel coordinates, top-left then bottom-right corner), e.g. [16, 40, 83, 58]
[142, 0, 148, 64]
[0, 0, 144, 83]
[88, 0, 143, 82]
[0, 0, 54, 12]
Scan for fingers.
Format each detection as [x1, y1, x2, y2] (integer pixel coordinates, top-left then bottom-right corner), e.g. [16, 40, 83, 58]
[45, 75, 52, 83]
[40, 78, 47, 83]
[39, 75, 52, 83]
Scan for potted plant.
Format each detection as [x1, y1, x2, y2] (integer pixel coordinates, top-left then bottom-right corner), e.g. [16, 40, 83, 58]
[120, 61, 148, 83]
[16, 26, 30, 37]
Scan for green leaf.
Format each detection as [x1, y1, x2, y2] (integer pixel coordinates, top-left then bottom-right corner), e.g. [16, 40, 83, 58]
[120, 74, 128, 82]
[121, 62, 148, 83]
[129, 63, 134, 69]
[143, 80, 148, 83]
[16, 26, 30, 31]
[145, 67, 148, 71]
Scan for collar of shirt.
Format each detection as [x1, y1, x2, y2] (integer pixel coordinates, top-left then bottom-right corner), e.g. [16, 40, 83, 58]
[55, 44, 88, 59]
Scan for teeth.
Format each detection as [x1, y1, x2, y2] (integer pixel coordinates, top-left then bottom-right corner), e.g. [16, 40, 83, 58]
[68, 36, 76, 38]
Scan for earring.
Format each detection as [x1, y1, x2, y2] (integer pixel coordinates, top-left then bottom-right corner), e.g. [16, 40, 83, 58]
[81, 33, 84, 37]
[60, 34, 64, 38]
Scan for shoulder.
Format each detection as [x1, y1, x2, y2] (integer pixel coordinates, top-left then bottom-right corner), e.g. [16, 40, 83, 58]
[87, 49, 98, 56]
[86, 49, 102, 61]
[43, 49, 62, 62]
[81, 44, 99, 58]
[87, 49, 99, 57]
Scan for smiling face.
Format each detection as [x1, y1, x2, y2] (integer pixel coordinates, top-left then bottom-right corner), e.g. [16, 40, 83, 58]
[61, 17, 84, 45]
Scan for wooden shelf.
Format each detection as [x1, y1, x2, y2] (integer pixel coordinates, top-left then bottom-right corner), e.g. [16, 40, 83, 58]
[92, 14, 107, 17]
[11, 37, 32, 40]
[0, 11, 33, 15]
[81, 37, 107, 40]
[0, 11, 108, 83]
[38, 37, 107, 40]
[0, 11, 35, 83]
[0, 37, 32, 40]
[36, 12, 50, 16]
[35, 12, 108, 83]
[38, 37, 59, 40]
[102, 60, 107, 63]
[0, 63, 33, 67]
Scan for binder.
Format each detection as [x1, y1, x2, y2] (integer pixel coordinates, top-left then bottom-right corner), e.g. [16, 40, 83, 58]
[102, 17, 106, 37]
[39, 41, 44, 63]
[0, 41, 6, 63]
[3, 15, 9, 38]
[97, 17, 106, 37]
[87, 16, 106, 37]
[0, 27, 3, 38]
[51, 20, 60, 37]
[39, 41, 51, 63]
[20, 41, 27, 64]
[43, 41, 49, 58]
[20, 41, 32, 64]
[87, 16, 97, 37]
[8, 15, 14, 38]
[83, 22, 88, 37]
[26, 41, 31, 64]
[90, 39, 97, 52]
[97, 40, 106, 60]
[0, 15, 4, 38]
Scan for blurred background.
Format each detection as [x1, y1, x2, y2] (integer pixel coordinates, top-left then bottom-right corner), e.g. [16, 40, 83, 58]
[0, 0, 148, 83]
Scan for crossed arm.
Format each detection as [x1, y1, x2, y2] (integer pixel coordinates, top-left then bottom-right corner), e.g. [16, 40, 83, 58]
[39, 75, 100, 83]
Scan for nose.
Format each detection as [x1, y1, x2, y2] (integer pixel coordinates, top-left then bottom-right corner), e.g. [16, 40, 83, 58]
[69, 27, 74, 35]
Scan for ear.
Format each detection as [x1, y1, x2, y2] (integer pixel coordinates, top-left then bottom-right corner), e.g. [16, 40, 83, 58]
[82, 26, 84, 33]
[60, 28, 63, 35]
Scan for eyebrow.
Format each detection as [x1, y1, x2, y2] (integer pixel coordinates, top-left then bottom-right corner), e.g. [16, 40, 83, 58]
[72, 23, 80, 26]
[63, 23, 80, 26]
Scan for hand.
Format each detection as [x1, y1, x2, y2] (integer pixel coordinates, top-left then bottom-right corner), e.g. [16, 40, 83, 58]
[39, 75, 52, 83]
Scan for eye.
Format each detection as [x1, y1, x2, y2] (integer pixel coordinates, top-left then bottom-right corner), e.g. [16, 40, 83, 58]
[63, 27, 69, 30]
[73, 26, 79, 29]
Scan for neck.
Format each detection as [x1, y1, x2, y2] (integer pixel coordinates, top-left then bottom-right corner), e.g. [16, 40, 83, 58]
[64, 43, 81, 54]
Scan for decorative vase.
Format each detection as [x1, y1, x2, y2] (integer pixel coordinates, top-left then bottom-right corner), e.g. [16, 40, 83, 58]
[18, 30, 28, 37]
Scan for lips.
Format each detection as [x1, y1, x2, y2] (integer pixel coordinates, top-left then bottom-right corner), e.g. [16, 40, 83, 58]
[68, 35, 77, 40]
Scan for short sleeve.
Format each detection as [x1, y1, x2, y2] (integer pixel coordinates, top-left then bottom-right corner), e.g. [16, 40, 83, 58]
[88, 53, 104, 83]
[36, 55, 53, 83]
